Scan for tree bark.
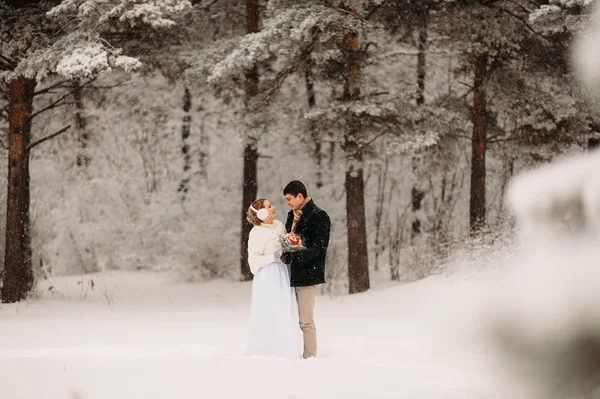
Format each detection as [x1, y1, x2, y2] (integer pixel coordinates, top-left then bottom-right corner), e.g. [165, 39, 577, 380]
[305, 64, 323, 189]
[374, 157, 388, 272]
[178, 86, 192, 200]
[469, 54, 488, 233]
[2, 74, 35, 303]
[198, 105, 209, 180]
[345, 147, 369, 294]
[411, 8, 428, 240]
[73, 79, 90, 167]
[240, 0, 260, 281]
[498, 154, 514, 214]
[343, 30, 369, 294]
[240, 136, 258, 281]
[416, 9, 428, 107]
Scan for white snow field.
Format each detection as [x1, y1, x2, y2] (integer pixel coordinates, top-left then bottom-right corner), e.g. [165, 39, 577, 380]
[0, 270, 501, 399]
[7, 150, 600, 399]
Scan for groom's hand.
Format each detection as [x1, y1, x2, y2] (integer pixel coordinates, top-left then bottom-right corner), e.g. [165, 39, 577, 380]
[280, 251, 293, 265]
[273, 248, 284, 260]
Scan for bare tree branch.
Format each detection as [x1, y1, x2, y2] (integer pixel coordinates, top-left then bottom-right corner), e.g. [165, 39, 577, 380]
[505, 0, 533, 14]
[487, 132, 509, 141]
[365, 2, 385, 21]
[384, 49, 458, 58]
[29, 125, 71, 150]
[28, 92, 72, 121]
[249, 62, 298, 108]
[488, 137, 513, 143]
[198, 0, 219, 10]
[458, 81, 474, 90]
[29, 77, 97, 120]
[317, 1, 369, 22]
[363, 41, 378, 52]
[0, 57, 10, 70]
[86, 82, 127, 90]
[249, 33, 319, 109]
[75, 77, 98, 89]
[353, 130, 389, 154]
[34, 79, 71, 96]
[0, 53, 11, 65]
[447, 133, 473, 141]
[486, 3, 552, 44]
[363, 91, 389, 98]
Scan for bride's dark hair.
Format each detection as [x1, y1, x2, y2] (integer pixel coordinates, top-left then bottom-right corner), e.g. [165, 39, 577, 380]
[247, 198, 267, 226]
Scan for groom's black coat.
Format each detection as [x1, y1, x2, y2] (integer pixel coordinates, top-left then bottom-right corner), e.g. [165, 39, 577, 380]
[284, 199, 331, 287]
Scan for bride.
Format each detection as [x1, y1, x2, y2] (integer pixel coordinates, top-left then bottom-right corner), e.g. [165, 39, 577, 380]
[246, 198, 302, 358]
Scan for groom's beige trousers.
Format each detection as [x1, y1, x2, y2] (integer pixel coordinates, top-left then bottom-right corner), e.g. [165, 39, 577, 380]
[295, 285, 317, 358]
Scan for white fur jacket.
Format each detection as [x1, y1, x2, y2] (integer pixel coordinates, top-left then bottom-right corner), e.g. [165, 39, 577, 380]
[247, 219, 286, 275]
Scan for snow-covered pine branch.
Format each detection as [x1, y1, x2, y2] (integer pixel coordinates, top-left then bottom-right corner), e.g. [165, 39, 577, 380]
[529, 0, 595, 33]
[304, 95, 466, 155]
[47, 0, 190, 28]
[1, 0, 190, 82]
[4, 34, 143, 81]
[207, 2, 371, 87]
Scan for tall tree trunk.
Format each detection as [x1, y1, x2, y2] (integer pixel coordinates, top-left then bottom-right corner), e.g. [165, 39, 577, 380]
[240, 135, 258, 281]
[306, 64, 323, 189]
[198, 106, 209, 180]
[73, 79, 90, 167]
[411, 8, 428, 240]
[415, 9, 428, 106]
[498, 154, 514, 214]
[343, 30, 369, 294]
[178, 86, 192, 200]
[374, 157, 388, 272]
[345, 147, 369, 293]
[2, 74, 35, 303]
[470, 54, 488, 233]
[240, 0, 260, 281]
[305, 61, 323, 189]
[328, 141, 335, 185]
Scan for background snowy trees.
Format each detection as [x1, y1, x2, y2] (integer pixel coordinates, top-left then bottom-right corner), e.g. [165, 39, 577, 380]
[0, 0, 597, 302]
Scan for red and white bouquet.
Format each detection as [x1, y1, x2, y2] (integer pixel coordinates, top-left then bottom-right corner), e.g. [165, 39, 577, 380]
[279, 233, 306, 252]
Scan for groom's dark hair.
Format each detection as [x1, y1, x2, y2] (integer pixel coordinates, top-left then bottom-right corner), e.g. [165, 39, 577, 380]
[283, 180, 308, 198]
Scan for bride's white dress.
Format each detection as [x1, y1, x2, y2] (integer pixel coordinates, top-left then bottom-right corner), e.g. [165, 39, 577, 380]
[247, 260, 301, 358]
[246, 219, 301, 359]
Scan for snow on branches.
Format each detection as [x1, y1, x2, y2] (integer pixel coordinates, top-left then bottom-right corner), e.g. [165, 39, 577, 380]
[47, 0, 190, 28]
[304, 95, 465, 155]
[207, 2, 370, 86]
[2, 33, 143, 81]
[1, 0, 190, 82]
[56, 44, 142, 78]
[530, 0, 595, 33]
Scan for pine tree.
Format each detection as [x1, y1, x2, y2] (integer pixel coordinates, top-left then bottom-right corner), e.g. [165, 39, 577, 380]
[0, 0, 190, 302]
[438, 0, 584, 233]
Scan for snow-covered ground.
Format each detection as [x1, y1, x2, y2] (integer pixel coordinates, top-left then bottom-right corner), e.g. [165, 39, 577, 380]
[0, 270, 501, 399]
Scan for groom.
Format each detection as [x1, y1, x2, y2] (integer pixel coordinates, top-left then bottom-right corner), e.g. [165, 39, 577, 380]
[281, 180, 331, 359]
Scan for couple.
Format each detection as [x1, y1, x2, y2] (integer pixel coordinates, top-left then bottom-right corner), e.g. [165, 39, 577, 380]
[246, 180, 331, 359]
